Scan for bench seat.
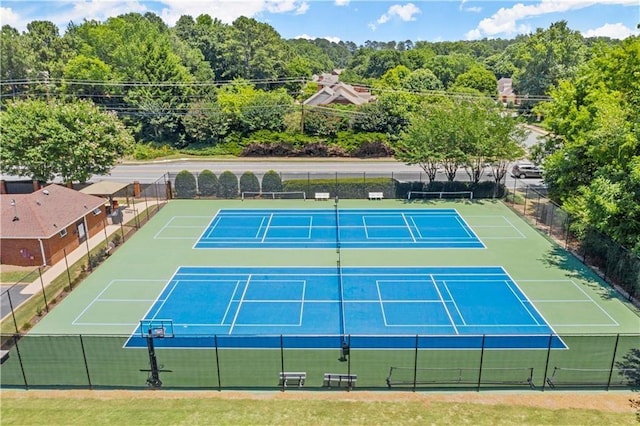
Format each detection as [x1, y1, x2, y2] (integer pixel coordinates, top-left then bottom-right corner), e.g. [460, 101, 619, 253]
[279, 371, 306, 387]
[315, 192, 330, 201]
[323, 373, 357, 388]
[368, 192, 383, 200]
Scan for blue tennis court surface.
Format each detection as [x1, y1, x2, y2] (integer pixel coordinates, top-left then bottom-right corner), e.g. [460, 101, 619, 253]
[125, 266, 564, 350]
[194, 208, 484, 249]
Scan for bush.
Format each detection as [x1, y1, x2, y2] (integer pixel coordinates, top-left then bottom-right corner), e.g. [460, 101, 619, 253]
[283, 177, 396, 199]
[240, 171, 260, 194]
[174, 170, 197, 199]
[198, 170, 219, 197]
[218, 171, 239, 198]
[261, 170, 283, 192]
[111, 233, 122, 247]
[131, 143, 178, 160]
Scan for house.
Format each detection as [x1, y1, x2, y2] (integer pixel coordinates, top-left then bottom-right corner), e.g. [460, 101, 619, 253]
[304, 81, 375, 107]
[1, 184, 107, 266]
[498, 77, 518, 105]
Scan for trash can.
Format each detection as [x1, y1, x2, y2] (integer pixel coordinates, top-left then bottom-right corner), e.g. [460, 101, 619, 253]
[110, 209, 123, 224]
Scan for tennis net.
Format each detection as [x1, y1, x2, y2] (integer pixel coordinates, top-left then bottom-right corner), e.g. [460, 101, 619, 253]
[335, 197, 346, 342]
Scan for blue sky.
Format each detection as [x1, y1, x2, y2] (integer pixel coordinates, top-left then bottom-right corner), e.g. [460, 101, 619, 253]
[1, 1, 638, 44]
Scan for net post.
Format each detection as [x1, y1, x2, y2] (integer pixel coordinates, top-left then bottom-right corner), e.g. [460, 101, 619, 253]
[214, 334, 221, 391]
[477, 334, 486, 391]
[542, 333, 554, 392]
[413, 334, 418, 392]
[280, 334, 285, 392]
[606, 333, 621, 391]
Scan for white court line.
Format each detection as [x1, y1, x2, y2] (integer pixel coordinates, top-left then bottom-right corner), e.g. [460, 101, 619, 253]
[440, 281, 467, 325]
[376, 280, 389, 326]
[453, 210, 486, 248]
[254, 216, 267, 239]
[568, 280, 620, 326]
[73, 279, 166, 326]
[401, 213, 417, 242]
[220, 280, 242, 326]
[261, 214, 274, 243]
[502, 216, 527, 238]
[299, 280, 307, 326]
[229, 275, 251, 334]
[499, 269, 564, 345]
[453, 215, 474, 239]
[504, 281, 542, 326]
[408, 216, 424, 239]
[430, 275, 459, 334]
[153, 216, 178, 239]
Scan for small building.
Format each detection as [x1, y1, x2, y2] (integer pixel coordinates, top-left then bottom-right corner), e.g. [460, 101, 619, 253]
[304, 81, 375, 107]
[498, 77, 518, 105]
[1, 184, 107, 266]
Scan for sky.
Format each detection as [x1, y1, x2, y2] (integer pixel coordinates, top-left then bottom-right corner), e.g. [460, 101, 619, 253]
[1, 0, 639, 44]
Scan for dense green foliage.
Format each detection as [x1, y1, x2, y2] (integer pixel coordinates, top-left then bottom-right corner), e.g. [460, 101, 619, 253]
[174, 170, 197, 198]
[535, 37, 640, 252]
[261, 170, 283, 192]
[239, 171, 260, 194]
[217, 170, 238, 198]
[0, 99, 133, 182]
[1, 14, 622, 152]
[197, 170, 218, 197]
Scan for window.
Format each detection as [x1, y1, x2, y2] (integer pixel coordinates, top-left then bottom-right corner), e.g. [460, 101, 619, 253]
[93, 208, 102, 216]
[59, 229, 67, 238]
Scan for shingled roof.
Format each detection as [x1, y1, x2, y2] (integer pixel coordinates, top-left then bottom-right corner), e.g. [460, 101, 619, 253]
[1, 184, 106, 239]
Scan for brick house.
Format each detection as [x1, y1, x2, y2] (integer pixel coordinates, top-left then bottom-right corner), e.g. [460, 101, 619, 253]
[1, 184, 107, 266]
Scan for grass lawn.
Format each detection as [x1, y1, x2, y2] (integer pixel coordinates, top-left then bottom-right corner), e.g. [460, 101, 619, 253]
[1, 391, 637, 425]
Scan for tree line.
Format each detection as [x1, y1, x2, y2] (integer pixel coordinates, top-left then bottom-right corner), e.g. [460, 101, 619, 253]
[1, 12, 638, 252]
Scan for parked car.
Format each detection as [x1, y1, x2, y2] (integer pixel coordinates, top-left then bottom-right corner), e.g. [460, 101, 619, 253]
[511, 163, 542, 178]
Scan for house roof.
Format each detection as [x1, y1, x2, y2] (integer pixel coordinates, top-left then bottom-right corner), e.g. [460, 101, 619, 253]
[80, 181, 128, 197]
[1, 184, 106, 239]
[498, 77, 514, 96]
[303, 82, 374, 106]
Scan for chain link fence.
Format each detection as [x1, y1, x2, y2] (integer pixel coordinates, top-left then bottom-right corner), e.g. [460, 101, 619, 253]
[0, 333, 637, 391]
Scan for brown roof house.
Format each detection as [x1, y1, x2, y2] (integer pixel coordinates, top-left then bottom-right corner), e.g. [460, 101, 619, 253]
[1, 184, 107, 267]
[304, 81, 375, 107]
[498, 77, 518, 105]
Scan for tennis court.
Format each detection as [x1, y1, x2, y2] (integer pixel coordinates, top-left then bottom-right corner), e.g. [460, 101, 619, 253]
[122, 265, 564, 350]
[193, 208, 484, 249]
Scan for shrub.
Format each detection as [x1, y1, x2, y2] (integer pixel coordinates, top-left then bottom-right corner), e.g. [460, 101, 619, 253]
[350, 141, 394, 158]
[111, 233, 122, 247]
[240, 171, 260, 194]
[283, 177, 396, 199]
[198, 170, 219, 197]
[218, 171, 239, 198]
[175, 170, 197, 199]
[261, 170, 283, 192]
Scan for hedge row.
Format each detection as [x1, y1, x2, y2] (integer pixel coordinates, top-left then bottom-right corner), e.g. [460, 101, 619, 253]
[172, 170, 505, 200]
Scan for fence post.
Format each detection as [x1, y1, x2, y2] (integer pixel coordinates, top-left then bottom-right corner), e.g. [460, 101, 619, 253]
[606, 334, 621, 391]
[523, 186, 528, 216]
[477, 334, 486, 391]
[6, 289, 19, 334]
[78, 334, 93, 389]
[13, 334, 28, 390]
[542, 334, 553, 392]
[38, 267, 49, 313]
[280, 334, 285, 392]
[413, 335, 418, 392]
[214, 335, 221, 391]
[548, 203, 555, 235]
[346, 334, 352, 392]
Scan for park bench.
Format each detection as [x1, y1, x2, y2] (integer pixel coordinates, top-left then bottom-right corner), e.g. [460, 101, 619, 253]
[315, 192, 330, 201]
[323, 373, 357, 388]
[368, 192, 384, 200]
[279, 371, 306, 387]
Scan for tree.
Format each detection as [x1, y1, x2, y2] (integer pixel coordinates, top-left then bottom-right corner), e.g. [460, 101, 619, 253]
[0, 25, 35, 98]
[452, 66, 497, 97]
[535, 37, 640, 251]
[217, 170, 239, 198]
[197, 170, 218, 197]
[239, 171, 260, 194]
[261, 170, 283, 192]
[0, 99, 133, 183]
[174, 170, 197, 198]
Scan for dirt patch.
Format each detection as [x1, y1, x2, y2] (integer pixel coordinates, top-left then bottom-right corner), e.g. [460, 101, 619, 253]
[1, 390, 636, 413]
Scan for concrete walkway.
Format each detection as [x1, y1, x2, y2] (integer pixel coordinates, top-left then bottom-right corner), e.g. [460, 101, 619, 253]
[20, 201, 160, 296]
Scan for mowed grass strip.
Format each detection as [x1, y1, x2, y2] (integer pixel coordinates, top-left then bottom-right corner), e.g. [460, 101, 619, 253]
[1, 391, 636, 425]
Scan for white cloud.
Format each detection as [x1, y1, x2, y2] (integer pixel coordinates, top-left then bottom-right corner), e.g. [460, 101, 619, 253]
[0, 7, 21, 29]
[459, 0, 482, 13]
[376, 3, 421, 25]
[583, 22, 638, 38]
[465, 0, 638, 40]
[295, 33, 341, 43]
[334, 0, 350, 6]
